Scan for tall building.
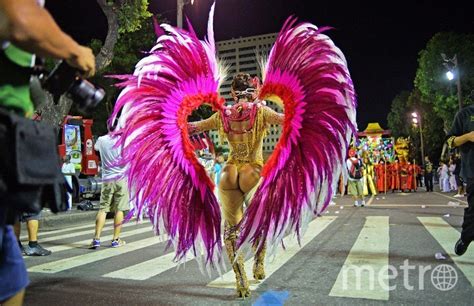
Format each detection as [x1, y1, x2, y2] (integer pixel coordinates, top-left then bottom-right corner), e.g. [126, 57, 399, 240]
[209, 33, 282, 154]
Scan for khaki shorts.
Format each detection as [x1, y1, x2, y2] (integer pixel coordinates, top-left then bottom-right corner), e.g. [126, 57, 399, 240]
[348, 180, 363, 196]
[99, 180, 129, 212]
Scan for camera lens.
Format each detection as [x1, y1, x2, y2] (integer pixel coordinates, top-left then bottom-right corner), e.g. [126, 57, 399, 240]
[69, 79, 105, 112]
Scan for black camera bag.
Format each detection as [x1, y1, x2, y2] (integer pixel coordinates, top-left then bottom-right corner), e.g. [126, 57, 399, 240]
[0, 108, 67, 215]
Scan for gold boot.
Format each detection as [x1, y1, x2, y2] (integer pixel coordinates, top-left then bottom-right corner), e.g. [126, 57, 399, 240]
[224, 223, 250, 298]
[253, 239, 266, 280]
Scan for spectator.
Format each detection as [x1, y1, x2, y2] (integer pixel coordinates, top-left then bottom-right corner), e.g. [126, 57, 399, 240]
[424, 156, 434, 192]
[213, 153, 224, 186]
[453, 153, 464, 197]
[1, 0, 95, 304]
[89, 129, 129, 249]
[61, 155, 75, 210]
[438, 160, 450, 192]
[446, 103, 474, 256]
[448, 156, 458, 192]
[346, 149, 365, 207]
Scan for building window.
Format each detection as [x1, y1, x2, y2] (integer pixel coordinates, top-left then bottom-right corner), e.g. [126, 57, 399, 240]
[239, 46, 256, 52]
[240, 67, 256, 72]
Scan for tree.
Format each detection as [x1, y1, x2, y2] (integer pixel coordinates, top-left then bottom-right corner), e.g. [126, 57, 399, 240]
[80, 13, 160, 135]
[387, 91, 411, 138]
[35, 0, 152, 128]
[387, 89, 445, 164]
[406, 89, 445, 164]
[414, 32, 474, 130]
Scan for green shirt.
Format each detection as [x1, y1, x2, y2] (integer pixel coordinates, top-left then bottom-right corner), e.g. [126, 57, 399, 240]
[0, 44, 35, 117]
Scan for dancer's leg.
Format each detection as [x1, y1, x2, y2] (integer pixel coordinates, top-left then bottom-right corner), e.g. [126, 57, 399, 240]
[218, 164, 250, 298]
[238, 164, 266, 280]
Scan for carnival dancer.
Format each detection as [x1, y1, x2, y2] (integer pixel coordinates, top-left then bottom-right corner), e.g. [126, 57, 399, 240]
[108, 3, 356, 298]
[406, 162, 416, 192]
[375, 160, 388, 193]
[362, 156, 377, 195]
[399, 158, 409, 192]
[188, 73, 284, 296]
[390, 159, 401, 192]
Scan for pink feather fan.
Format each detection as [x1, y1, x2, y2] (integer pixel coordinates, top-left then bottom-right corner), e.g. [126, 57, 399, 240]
[109, 3, 226, 272]
[237, 17, 357, 255]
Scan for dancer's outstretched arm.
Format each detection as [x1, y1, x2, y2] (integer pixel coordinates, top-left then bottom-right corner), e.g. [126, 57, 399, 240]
[188, 112, 219, 134]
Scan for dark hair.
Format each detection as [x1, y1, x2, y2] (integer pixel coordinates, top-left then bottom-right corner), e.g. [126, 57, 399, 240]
[231, 73, 253, 91]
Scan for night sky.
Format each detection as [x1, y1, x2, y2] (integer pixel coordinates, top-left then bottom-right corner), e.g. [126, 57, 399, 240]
[46, 0, 474, 130]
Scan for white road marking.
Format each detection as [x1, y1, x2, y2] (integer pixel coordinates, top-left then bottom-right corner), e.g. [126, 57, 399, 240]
[434, 192, 468, 204]
[103, 251, 185, 280]
[207, 216, 337, 290]
[28, 236, 162, 274]
[24, 226, 153, 255]
[22, 221, 141, 244]
[329, 216, 390, 301]
[418, 217, 474, 287]
[366, 195, 375, 206]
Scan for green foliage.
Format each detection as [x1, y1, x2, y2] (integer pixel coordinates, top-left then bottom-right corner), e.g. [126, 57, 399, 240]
[80, 15, 160, 135]
[406, 90, 445, 164]
[387, 91, 411, 137]
[414, 32, 474, 128]
[386, 89, 445, 164]
[118, 0, 153, 33]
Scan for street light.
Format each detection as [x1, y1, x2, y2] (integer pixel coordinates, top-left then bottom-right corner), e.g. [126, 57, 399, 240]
[441, 53, 463, 110]
[446, 71, 454, 81]
[177, 0, 195, 28]
[411, 111, 425, 166]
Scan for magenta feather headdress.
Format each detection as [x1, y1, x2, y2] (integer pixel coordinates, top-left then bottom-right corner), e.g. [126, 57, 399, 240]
[237, 17, 357, 254]
[109, 3, 226, 271]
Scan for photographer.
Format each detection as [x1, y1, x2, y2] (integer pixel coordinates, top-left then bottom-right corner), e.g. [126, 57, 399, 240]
[0, 0, 95, 305]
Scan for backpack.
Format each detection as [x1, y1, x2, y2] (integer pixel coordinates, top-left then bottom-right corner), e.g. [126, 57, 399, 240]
[349, 159, 363, 179]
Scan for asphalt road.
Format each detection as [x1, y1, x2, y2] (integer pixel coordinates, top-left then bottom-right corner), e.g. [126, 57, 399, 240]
[20, 190, 474, 305]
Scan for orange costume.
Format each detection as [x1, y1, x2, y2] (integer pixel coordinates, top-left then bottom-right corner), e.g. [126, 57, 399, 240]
[399, 161, 409, 191]
[375, 162, 388, 192]
[390, 162, 400, 191]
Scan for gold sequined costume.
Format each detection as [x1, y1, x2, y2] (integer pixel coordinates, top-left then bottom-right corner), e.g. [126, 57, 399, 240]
[189, 101, 283, 297]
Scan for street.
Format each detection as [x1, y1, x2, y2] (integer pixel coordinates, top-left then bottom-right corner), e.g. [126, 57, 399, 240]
[21, 191, 474, 305]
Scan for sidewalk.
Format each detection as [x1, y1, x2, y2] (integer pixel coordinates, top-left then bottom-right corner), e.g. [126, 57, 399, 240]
[40, 201, 98, 229]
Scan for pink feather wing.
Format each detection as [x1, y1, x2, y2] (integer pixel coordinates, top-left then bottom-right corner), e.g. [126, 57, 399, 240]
[238, 17, 357, 252]
[109, 4, 225, 269]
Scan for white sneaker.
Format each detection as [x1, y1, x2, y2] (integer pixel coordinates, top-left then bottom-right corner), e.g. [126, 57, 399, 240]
[453, 194, 464, 198]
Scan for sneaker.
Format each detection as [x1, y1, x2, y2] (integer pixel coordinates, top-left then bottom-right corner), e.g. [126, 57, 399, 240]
[454, 238, 471, 256]
[360, 202, 365, 207]
[453, 194, 464, 198]
[18, 242, 25, 255]
[111, 239, 126, 248]
[89, 239, 100, 249]
[24, 243, 52, 256]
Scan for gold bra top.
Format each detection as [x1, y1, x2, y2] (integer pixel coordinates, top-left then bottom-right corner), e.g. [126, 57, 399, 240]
[188, 103, 284, 166]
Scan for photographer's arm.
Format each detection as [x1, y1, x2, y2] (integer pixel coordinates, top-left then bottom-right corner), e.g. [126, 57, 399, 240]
[0, 0, 95, 77]
[448, 131, 474, 148]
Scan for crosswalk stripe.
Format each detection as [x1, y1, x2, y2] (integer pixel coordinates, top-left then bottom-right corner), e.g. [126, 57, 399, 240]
[329, 216, 390, 301]
[207, 216, 337, 290]
[434, 192, 468, 204]
[24, 221, 142, 244]
[418, 217, 474, 287]
[28, 236, 161, 274]
[103, 248, 191, 280]
[20, 221, 108, 240]
[24, 226, 153, 255]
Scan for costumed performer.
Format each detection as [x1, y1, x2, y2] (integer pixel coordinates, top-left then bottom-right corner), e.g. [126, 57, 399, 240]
[108, 3, 356, 299]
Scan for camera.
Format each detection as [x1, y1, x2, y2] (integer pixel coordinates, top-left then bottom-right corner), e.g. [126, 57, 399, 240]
[40, 61, 105, 112]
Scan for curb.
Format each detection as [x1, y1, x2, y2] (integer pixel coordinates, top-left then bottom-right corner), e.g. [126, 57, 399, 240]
[40, 209, 98, 229]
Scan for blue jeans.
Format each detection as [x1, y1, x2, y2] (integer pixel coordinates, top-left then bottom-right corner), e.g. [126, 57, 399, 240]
[0, 225, 29, 301]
